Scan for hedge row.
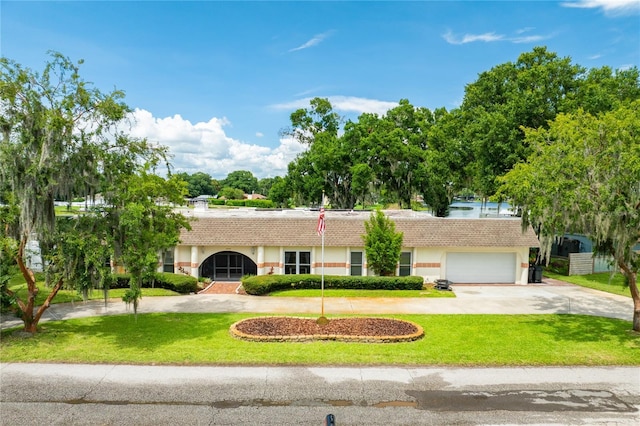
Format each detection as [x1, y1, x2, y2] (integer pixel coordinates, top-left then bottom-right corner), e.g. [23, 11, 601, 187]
[110, 272, 198, 294]
[241, 274, 424, 296]
[207, 199, 275, 208]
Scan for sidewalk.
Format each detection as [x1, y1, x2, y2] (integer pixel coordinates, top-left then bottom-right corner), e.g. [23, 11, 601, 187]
[1, 281, 633, 330]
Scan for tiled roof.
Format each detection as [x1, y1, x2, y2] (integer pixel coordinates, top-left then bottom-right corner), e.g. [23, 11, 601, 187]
[178, 211, 539, 248]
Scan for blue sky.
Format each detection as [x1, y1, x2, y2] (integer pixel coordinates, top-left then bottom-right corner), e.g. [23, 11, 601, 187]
[2, 0, 639, 179]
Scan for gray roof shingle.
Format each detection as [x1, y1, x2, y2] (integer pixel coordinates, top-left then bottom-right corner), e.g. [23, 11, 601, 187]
[178, 212, 539, 248]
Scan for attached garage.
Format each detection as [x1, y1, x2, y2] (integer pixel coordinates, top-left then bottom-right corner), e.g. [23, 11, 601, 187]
[446, 252, 517, 284]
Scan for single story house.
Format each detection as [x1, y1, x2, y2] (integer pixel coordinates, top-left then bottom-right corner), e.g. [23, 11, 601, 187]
[165, 209, 539, 285]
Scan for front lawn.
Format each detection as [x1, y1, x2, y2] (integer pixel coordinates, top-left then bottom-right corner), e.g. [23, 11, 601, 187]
[1, 313, 637, 366]
[545, 272, 631, 298]
[6, 274, 179, 307]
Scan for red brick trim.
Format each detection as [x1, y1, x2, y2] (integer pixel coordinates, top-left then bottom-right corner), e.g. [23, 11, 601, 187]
[414, 262, 441, 268]
[313, 262, 347, 268]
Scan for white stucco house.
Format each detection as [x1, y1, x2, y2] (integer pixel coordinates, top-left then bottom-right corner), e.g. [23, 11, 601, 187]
[164, 209, 539, 285]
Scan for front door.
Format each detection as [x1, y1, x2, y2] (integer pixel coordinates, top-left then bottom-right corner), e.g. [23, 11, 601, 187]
[199, 251, 257, 281]
[215, 252, 243, 281]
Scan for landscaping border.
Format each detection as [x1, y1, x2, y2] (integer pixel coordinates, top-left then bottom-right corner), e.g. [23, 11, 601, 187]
[229, 316, 425, 343]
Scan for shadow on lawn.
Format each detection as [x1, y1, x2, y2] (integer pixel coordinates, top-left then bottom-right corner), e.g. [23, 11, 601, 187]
[527, 314, 639, 347]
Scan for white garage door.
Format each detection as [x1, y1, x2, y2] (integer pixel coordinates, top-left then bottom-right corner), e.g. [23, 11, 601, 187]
[446, 252, 516, 283]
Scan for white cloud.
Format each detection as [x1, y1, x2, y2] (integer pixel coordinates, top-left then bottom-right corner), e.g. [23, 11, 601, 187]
[255, 132, 264, 138]
[126, 109, 305, 179]
[271, 96, 398, 116]
[289, 31, 334, 52]
[562, 0, 640, 15]
[442, 29, 551, 45]
[510, 34, 548, 44]
[515, 27, 535, 35]
[443, 30, 504, 45]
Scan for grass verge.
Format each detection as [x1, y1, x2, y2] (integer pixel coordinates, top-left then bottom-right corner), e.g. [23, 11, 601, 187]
[545, 272, 631, 298]
[1, 313, 637, 366]
[268, 288, 454, 298]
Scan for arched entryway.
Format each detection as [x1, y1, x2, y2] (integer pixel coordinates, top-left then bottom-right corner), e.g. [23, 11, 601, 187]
[199, 251, 257, 281]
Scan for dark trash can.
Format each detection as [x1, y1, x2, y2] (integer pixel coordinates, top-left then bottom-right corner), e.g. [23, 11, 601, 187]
[533, 265, 543, 283]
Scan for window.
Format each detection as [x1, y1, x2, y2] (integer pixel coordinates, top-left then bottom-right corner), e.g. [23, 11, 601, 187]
[399, 251, 411, 276]
[350, 251, 363, 276]
[163, 249, 174, 273]
[284, 251, 311, 274]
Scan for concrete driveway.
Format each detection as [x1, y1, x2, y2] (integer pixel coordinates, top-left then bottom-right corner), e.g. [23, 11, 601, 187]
[1, 281, 633, 330]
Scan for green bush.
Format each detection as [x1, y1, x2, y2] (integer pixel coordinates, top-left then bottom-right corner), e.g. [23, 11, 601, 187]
[547, 256, 569, 275]
[225, 199, 246, 207]
[208, 198, 225, 206]
[109, 272, 197, 294]
[241, 274, 424, 296]
[155, 272, 198, 293]
[245, 199, 275, 208]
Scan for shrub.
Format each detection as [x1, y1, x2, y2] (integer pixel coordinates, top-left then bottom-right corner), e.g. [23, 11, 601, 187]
[245, 199, 275, 208]
[108, 272, 197, 294]
[241, 274, 424, 296]
[226, 199, 246, 207]
[362, 209, 403, 276]
[208, 198, 226, 206]
[155, 272, 198, 294]
[547, 256, 569, 275]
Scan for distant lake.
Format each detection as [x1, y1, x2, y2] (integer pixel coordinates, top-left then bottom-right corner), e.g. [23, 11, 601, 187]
[447, 201, 514, 218]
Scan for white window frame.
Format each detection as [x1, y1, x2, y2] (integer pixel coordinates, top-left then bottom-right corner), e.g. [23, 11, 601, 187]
[399, 251, 412, 276]
[284, 250, 311, 274]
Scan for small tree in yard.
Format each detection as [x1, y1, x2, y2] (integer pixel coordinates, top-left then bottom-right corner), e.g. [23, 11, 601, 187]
[362, 209, 404, 276]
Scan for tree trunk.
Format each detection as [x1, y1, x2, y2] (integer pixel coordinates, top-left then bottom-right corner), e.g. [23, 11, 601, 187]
[14, 237, 64, 333]
[618, 260, 639, 332]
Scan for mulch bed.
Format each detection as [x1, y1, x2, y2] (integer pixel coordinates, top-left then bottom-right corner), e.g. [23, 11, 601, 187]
[230, 316, 424, 343]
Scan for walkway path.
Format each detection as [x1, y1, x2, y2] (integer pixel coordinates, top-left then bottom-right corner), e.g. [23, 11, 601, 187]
[1, 280, 633, 330]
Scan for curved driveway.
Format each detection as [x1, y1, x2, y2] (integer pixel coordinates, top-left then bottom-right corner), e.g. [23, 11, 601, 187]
[1, 282, 633, 330]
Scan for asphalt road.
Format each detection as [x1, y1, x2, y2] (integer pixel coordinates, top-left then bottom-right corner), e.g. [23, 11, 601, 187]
[1, 363, 638, 425]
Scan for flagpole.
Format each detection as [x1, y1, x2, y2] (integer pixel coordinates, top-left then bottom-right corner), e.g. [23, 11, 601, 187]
[321, 221, 325, 317]
[317, 191, 327, 324]
[321, 190, 325, 318]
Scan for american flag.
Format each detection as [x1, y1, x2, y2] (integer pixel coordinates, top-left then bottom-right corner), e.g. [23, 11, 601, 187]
[316, 207, 326, 236]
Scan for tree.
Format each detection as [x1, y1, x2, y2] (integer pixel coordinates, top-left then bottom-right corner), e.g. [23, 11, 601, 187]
[366, 100, 431, 208]
[0, 53, 188, 332]
[460, 46, 584, 198]
[266, 176, 291, 207]
[218, 186, 244, 200]
[497, 101, 640, 331]
[221, 170, 258, 194]
[362, 209, 403, 276]
[284, 98, 361, 208]
[176, 171, 217, 197]
[421, 108, 471, 216]
[0, 53, 128, 332]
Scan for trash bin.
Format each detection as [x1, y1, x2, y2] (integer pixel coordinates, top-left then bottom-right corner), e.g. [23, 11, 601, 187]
[528, 265, 535, 283]
[533, 265, 543, 283]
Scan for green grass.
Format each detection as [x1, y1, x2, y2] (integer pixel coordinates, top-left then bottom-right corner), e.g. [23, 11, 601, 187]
[7, 275, 179, 307]
[54, 205, 84, 216]
[1, 313, 637, 366]
[268, 288, 455, 298]
[545, 272, 631, 298]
